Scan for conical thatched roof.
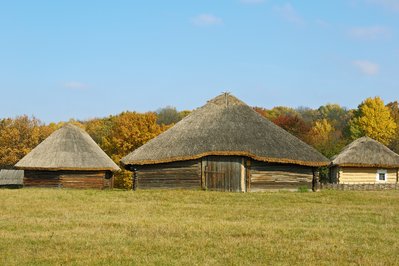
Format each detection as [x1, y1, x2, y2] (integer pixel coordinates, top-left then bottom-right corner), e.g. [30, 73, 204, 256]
[121, 94, 329, 167]
[15, 124, 120, 171]
[331, 136, 399, 168]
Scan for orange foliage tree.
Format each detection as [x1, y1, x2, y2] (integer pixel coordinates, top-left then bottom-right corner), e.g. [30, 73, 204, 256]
[272, 114, 311, 142]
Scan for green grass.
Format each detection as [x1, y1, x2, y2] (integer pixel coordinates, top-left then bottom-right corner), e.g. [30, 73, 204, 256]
[1, 189, 399, 265]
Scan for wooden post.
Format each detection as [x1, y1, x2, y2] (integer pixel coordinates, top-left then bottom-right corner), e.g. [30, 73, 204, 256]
[240, 158, 246, 192]
[132, 168, 137, 191]
[201, 159, 206, 190]
[312, 168, 320, 192]
[246, 159, 251, 193]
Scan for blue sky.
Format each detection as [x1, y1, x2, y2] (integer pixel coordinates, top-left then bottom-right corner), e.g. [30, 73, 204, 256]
[0, 0, 398, 122]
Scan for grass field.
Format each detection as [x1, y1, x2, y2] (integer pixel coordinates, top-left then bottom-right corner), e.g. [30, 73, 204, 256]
[1, 189, 399, 265]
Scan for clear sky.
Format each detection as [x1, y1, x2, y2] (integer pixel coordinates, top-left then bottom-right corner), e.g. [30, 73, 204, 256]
[0, 0, 398, 123]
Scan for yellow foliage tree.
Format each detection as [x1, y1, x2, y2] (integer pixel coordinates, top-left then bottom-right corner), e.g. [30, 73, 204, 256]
[309, 119, 333, 146]
[0, 116, 53, 167]
[349, 97, 396, 145]
[308, 118, 350, 159]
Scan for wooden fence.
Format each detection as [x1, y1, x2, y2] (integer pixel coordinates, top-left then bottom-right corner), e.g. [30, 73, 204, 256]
[320, 183, 398, 191]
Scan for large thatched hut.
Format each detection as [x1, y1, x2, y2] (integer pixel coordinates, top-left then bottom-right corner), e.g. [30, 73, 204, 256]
[15, 124, 120, 189]
[121, 93, 329, 192]
[0, 169, 24, 188]
[330, 136, 399, 184]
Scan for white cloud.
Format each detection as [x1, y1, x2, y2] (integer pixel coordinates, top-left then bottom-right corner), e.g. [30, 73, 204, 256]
[367, 0, 399, 12]
[353, 60, 380, 75]
[191, 14, 223, 26]
[64, 81, 89, 90]
[349, 26, 391, 40]
[240, 0, 265, 4]
[274, 3, 304, 26]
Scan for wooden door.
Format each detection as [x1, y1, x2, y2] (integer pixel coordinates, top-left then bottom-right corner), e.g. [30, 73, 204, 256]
[203, 156, 245, 192]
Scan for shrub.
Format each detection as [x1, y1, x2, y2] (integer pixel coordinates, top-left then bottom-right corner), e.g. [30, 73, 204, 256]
[298, 186, 309, 193]
[113, 170, 132, 189]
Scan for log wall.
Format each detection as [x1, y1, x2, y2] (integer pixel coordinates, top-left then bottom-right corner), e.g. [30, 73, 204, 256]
[24, 170, 114, 189]
[249, 161, 314, 191]
[134, 159, 315, 191]
[135, 160, 201, 189]
[338, 167, 398, 184]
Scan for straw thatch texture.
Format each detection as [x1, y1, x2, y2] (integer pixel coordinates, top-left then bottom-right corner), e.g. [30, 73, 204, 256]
[0, 169, 24, 186]
[15, 124, 120, 171]
[122, 94, 329, 167]
[332, 136, 399, 168]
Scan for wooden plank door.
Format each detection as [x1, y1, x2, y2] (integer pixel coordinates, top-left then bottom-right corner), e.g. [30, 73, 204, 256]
[203, 156, 245, 192]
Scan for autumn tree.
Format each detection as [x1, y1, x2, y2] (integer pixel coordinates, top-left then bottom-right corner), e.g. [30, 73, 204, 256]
[269, 106, 299, 120]
[253, 106, 298, 121]
[348, 97, 396, 145]
[308, 119, 347, 158]
[179, 110, 191, 120]
[253, 107, 269, 118]
[156, 106, 182, 125]
[85, 117, 113, 148]
[296, 107, 318, 123]
[272, 114, 310, 142]
[386, 101, 399, 152]
[0, 116, 52, 168]
[387, 101, 399, 123]
[317, 104, 351, 133]
[309, 119, 333, 146]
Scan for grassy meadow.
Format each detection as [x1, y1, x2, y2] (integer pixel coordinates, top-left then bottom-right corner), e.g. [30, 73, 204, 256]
[0, 189, 399, 265]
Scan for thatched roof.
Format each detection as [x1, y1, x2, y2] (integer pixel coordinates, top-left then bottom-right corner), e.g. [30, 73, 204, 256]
[0, 169, 24, 186]
[331, 136, 399, 168]
[15, 124, 120, 171]
[121, 93, 329, 167]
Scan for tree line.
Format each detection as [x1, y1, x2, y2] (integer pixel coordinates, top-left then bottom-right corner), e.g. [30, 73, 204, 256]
[1, 97, 398, 188]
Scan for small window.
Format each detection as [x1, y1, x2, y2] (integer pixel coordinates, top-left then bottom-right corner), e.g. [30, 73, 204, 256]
[376, 170, 388, 183]
[379, 173, 386, 181]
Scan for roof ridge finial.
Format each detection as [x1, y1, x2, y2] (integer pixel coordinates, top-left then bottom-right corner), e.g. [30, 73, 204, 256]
[222, 91, 230, 107]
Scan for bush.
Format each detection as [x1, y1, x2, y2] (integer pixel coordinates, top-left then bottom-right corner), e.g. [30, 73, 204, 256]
[298, 186, 309, 193]
[113, 170, 132, 189]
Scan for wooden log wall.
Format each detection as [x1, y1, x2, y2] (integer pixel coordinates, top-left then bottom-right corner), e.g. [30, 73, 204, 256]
[338, 167, 397, 184]
[249, 161, 314, 191]
[24, 171, 60, 188]
[24, 170, 113, 189]
[135, 160, 201, 189]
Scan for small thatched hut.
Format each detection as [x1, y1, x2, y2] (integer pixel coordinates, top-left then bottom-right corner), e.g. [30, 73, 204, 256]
[330, 136, 399, 184]
[0, 169, 24, 188]
[15, 124, 120, 189]
[121, 93, 329, 192]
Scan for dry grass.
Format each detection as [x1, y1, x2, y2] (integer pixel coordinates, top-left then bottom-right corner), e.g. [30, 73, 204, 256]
[1, 189, 399, 265]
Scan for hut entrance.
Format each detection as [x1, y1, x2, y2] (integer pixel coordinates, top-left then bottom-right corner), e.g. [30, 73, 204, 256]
[203, 156, 246, 192]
